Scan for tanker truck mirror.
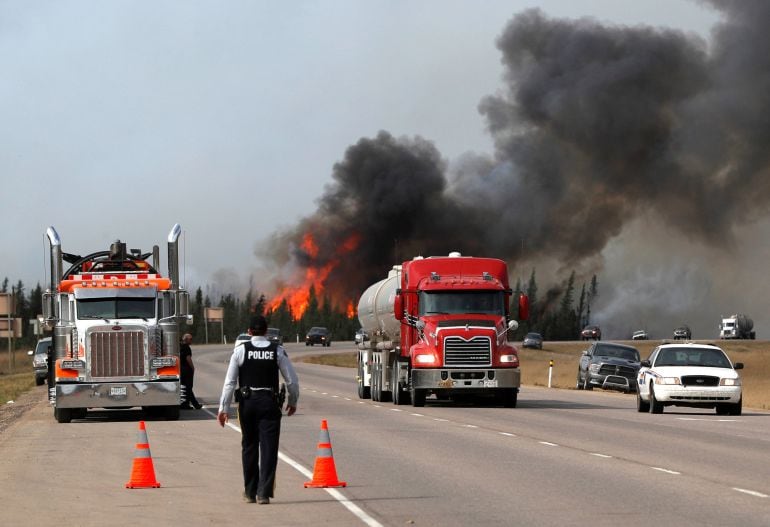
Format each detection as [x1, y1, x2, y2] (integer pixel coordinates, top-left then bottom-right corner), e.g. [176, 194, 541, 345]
[394, 295, 404, 320]
[518, 294, 530, 321]
[508, 320, 518, 332]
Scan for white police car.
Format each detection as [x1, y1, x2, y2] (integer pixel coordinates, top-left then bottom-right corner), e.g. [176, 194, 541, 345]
[636, 343, 743, 415]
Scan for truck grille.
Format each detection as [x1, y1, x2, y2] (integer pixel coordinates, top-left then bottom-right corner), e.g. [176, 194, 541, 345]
[598, 364, 637, 378]
[89, 330, 146, 378]
[681, 375, 719, 387]
[443, 336, 491, 366]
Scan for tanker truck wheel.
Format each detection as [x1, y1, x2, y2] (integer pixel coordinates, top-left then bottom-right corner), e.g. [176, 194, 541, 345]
[411, 388, 426, 407]
[357, 362, 370, 399]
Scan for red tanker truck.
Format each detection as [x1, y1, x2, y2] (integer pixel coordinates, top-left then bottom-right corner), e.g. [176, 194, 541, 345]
[356, 252, 529, 407]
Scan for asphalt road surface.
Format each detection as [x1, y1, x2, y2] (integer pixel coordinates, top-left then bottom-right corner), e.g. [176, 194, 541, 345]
[1, 341, 769, 526]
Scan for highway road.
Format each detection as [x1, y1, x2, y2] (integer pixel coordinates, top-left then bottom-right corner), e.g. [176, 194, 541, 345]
[1, 341, 769, 526]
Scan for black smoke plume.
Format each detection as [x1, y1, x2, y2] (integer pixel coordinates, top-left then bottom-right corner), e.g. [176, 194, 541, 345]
[261, 2, 770, 322]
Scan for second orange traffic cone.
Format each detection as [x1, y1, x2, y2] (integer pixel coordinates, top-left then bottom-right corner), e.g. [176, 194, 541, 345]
[125, 421, 161, 489]
[304, 419, 346, 488]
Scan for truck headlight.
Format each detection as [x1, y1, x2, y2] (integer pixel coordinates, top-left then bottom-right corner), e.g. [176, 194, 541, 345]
[720, 377, 741, 386]
[414, 354, 438, 365]
[655, 377, 681, 385]
[589, 364, 601, 373]
[500, 354, 518, 364]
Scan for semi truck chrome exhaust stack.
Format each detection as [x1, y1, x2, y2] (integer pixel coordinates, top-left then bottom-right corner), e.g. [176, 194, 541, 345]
[167, 223, 182, 289]
[46, 226, 62, 291]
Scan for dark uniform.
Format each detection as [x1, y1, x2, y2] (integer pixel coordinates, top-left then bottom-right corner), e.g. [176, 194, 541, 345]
[238, 340, 282, 499]
[218, 331, 299, 504]
[179, 340, 201, 409]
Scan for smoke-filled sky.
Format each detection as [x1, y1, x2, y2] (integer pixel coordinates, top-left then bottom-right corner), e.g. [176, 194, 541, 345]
[7, 1, 770, 338]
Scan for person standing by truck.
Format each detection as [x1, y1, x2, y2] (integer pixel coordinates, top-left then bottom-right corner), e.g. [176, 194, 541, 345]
[180, 333, 202, 409]
[217, 315, 299, 504]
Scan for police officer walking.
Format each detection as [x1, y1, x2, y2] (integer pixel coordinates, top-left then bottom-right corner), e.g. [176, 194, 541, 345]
[217, 315, 299, 504]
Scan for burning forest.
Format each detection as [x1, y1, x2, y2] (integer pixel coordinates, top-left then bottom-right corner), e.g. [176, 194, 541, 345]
[259, 2, 770, 338]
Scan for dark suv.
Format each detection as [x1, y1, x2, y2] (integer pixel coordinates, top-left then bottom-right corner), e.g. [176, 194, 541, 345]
[673, 325, 692, 340]
[267, 327, 283, 345]
[576, 341, 641, 393]
[305, 327, 331, 347]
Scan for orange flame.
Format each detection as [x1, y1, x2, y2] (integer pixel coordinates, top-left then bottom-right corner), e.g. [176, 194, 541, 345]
[268, 232, 360, 320]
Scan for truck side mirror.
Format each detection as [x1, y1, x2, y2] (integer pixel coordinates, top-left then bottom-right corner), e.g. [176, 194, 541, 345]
[734, 362, 744, 370]
[518, 294, 530, 321]
[394, 295, 403, 321]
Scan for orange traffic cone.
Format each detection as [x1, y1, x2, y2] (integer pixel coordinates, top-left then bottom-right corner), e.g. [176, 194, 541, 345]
[125, 421, 161, 489]
[304, 419, 347, 488]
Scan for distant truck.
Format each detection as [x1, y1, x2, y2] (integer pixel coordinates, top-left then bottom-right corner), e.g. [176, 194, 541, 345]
[719, 314, 755, 340]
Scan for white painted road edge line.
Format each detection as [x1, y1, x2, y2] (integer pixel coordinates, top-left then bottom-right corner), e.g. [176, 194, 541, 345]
[539, 441, 558, 447]
[733, 488, 769, 498]
[651, 467, 681, 475]
[590, 453, 612, 458]
[205, 409, 383, 527]
[499, 432, 516, 437]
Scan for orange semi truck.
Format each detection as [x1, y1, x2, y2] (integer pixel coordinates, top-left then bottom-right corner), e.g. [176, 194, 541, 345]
[356, 252, 528, 407]
[42, 225, 191, 423]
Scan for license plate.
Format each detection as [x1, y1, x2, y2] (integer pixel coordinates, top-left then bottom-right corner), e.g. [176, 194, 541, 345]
[110, 386, 127, 397]
[483, 380, 499, 388]
[438, 379, 454, 388]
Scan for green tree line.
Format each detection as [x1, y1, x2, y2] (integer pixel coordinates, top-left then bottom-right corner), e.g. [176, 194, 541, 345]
[2, 268, 596, 350]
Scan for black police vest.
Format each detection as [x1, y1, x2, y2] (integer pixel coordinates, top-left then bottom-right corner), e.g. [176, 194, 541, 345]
[239, 340, 279, 392]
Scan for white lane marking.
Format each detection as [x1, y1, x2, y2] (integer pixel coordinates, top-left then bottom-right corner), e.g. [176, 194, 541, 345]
[677, 417, 738, 422]
[499, 432, 516, 437]
[331, 395, 340, 398]
[344, 398, 352, 401]
[410, 413, 424, 417]
[733, 488, 769, 498]
[433, 418, 449, 422]
[464, 424, 478, 429]
[390, 408, 403, 412]
[590, 453, 612, 458]
[209, 409, 383, 527]
[539, 441, 558, 447]
[651, 467, 680, 475]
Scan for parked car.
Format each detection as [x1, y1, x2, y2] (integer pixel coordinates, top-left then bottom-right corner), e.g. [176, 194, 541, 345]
[673, 325, 692, 340]
[632, 330, 648, 340]
[27, 337, 52, 386]
[636, 343, 743, 415]
[576, 341, 641, 393]
[305, 326, 331, 347]
[522, 332, 543, 349]
[266, 327, 283, 345]
[580, 325, 602, 340]
[234, 333, 251, 347]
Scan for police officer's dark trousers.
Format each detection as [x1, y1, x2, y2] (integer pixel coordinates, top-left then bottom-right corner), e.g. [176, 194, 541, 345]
[239, 391, 282, 499]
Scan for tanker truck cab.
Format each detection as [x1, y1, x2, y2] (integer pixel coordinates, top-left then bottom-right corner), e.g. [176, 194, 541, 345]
[357, 253, 528, 408]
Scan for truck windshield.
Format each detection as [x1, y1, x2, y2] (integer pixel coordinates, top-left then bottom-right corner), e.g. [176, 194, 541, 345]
[77, 298, 156, 320]
[419, 291, 505, 316]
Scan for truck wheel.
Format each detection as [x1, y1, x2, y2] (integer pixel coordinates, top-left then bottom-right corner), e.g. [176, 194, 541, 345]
[411, 388, 426, 407]
[35, 376, 45, 386]
[583, 376, 593, 391]
[54, 407, 73, 423]
[729, 398, 742, 416]
[498, 389, 517, 408]
[636, 391, 650, 412]
[576, 373, 584, 390]
[164, 405, 180, 420]
[357, 362, 370, 399]
[649, 385, 664, 414]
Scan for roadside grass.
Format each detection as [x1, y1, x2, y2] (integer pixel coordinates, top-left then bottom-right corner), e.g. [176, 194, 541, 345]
[303, 340, 770, 410]
[0, 349, 37, 403]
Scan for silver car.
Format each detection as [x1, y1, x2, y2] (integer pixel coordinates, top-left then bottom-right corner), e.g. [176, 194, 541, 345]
[28, 337, 52, 386]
